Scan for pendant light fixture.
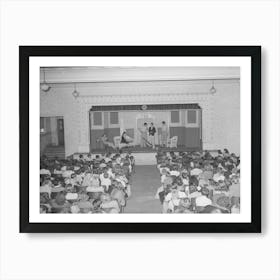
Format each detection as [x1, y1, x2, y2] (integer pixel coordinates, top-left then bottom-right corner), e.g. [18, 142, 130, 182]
[209, 80, 217, 94]
[41, 68, 51, 92]
[72, 83, 80, 99]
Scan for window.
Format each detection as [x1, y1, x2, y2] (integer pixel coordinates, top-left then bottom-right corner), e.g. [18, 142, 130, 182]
[110, 112, 119, 125]
[90, 111, 104, 129]
[187, 110, 197, 124]
[93, 112, 102, 126]
[186, 109, 199, 127]
[171, 111, 180, 123]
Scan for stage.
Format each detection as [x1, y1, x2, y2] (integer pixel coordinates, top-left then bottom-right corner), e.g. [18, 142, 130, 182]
[89, 103, 202, 152]
[90, 145, 201, 154]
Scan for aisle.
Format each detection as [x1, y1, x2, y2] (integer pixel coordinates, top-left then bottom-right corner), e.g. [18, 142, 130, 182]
[125, 165, 162, 213]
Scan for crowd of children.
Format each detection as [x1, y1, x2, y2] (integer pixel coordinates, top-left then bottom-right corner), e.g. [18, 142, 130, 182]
[155, 149, 240, 214]
[40, 152, 135, 214]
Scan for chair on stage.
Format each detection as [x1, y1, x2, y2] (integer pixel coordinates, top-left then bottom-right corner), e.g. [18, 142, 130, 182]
[167, 136, 178, 148]
[113, 136, 122, 149]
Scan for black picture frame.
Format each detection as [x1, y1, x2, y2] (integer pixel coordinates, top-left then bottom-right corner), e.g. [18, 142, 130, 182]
[20, 46, 261, 233]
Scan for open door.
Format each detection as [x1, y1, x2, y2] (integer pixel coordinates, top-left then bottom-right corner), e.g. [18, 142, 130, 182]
[57, 118, 65, 146]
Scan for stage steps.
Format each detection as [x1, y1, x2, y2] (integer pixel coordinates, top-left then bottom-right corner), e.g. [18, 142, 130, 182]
[132, 152, 157, 166]
[43, 146, 65, 159]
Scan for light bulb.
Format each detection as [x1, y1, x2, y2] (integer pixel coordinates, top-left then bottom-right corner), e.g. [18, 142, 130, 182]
[210, 86, 216, 94]
[41, 83, 51, 92]
[72, 89, 79, 98]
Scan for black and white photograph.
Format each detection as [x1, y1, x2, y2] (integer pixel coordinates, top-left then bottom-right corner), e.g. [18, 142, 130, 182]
[19, 46, 260, 232]
[39, 66, 241, 215]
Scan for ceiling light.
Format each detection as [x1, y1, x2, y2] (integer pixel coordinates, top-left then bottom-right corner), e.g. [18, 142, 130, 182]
[210, 80, 216, 94]
[72, 83, 80, 99]
[41, 68, 51, 92]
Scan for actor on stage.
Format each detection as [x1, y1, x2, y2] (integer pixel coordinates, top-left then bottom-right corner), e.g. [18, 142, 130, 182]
[140, 123, 149, 147]
[120, 131, 134, 147]
[148, 122, 156, 149]
[161, 121, 169, 147]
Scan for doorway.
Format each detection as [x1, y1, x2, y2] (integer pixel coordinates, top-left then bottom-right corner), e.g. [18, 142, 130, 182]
[40, 116, 65, 156]
[57, 118, 65, 146]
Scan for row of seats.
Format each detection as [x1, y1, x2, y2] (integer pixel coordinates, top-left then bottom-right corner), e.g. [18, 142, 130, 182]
[40, 152, 135, 214]
[155, 149, 240, 213]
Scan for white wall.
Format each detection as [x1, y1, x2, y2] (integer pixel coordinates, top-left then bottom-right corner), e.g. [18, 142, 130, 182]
[212, 80, 240, 153]
[40, 79, 240, 155]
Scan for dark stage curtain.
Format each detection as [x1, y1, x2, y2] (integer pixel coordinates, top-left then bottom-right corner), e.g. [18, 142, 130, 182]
[90, 103, 200, 112]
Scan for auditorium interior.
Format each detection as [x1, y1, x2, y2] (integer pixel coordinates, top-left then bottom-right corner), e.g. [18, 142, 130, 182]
[40, 66, 240, 214]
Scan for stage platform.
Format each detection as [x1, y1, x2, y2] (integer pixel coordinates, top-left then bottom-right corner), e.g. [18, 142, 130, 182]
[132, 152, 157, 165]
[89, 145, 201, 154]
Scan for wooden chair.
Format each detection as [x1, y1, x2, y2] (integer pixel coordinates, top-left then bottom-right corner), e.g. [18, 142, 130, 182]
[113, 136, 121, 149]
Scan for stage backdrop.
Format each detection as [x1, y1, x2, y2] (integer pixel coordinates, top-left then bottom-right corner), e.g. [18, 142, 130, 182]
[89, 104, 202, 151]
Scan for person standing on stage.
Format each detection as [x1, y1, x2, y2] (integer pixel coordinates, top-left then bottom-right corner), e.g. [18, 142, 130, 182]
[148, 122, 156, 149]
[161, 121, 169, 147]
[140, 122, 149, 148]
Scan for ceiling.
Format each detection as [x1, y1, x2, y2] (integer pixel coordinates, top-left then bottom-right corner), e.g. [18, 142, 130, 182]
[40, 66, 240, 84]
